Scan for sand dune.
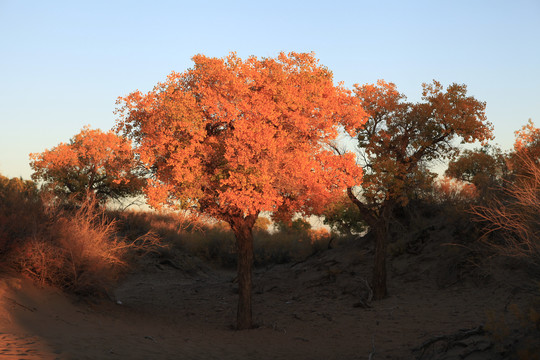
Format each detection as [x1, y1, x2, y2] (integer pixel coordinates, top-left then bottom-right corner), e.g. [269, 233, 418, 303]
[0, 243, 536, 359]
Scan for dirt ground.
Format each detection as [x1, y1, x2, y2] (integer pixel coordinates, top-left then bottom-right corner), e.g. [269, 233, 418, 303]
[0, 240, 538, 359]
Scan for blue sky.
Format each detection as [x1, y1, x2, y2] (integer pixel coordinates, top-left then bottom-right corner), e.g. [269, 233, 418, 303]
[1, 0, 539, 179]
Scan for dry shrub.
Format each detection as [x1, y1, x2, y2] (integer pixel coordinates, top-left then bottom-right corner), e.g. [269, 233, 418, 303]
[308, 228, 331, 244]
[17, 238, 64, 286]
[432, 176, 478, 204]
[0, 175, 44, 256]
[472, 153, 540, 264]
[111, 208, 203, 243]
[110, 210, 238, 267]
[15, 197, 160, 296]
[113, 210, 329, 268]
[253, 227, 329, 267]
[181, 225, 237, 267]
[485, 294, 540, 359]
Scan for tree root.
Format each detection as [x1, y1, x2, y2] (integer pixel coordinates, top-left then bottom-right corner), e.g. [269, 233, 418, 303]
[412, 326, 488, 359]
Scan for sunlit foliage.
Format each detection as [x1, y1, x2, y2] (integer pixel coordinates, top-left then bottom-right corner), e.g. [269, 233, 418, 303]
[509, 120, 539, 177]
[432, 176, 478, 203]
[15, 196, 159, 295]
[445, 145, 507, 199]
[116, 52, 366, 329]
[30, 126, 144, 205]
[514, 119, 540, 154]
[347, 80, 493, 299]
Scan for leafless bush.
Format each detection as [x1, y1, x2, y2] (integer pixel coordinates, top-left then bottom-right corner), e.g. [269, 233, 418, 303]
[15, 196, 160, 296]
[472, 153, 540, 263]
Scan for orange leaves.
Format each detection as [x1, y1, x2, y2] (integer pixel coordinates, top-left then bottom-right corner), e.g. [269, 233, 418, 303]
[445, 145, 507, 199]
[433, 176, 478, 203]
[514, 119, 539, 152]
[509, 120, 539, 177]
[353, 80, 492, 206]
[421, 82, 493, 144]
[116, 52, 366, 221]
[30, 142, 78, 170]
[30, 126, 143, 204]
[308, 228, 331, 244]
[353, 80, 402, 120]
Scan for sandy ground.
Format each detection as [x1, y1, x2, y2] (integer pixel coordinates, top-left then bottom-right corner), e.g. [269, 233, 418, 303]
[0, 241, 538, 359]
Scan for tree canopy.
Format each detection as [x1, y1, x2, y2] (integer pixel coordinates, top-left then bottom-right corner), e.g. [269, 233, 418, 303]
[30, 126, 144, 205]
[510, 119, 539, 176]
[445, 145, 507, 199]
[115, 52, 366, 329]
[347, 80, 493, 299]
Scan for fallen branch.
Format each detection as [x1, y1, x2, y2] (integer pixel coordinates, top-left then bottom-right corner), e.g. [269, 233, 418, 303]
[412, 326, 486, 359]
[368, 335, 375, 359]
[6, 297, 37, 312]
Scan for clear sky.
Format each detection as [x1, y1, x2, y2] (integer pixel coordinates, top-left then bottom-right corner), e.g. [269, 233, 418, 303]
[1, 0, 539, 179]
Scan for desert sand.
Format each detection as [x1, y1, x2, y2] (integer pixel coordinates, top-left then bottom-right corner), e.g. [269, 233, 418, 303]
[0, 239, 537, 360]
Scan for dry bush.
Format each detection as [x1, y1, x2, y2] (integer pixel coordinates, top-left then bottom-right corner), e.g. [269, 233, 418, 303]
[472, 153, 540, 264]
[1, 175, 159, 296]
[181, 225, 238, 267]
[431, 176, 478, 204]
[111, 210, 238, 266]
[253, 227, 329, 267]
[0, 175, 44, 257]
[110, 209, 205, 244]
[15, 197, 160, 296]
[113, 210, 330, 268]
[16, 238, 64, 286]
[485, 295, 540, 359]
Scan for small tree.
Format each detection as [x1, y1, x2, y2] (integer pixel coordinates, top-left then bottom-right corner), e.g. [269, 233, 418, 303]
[116, 52, 365, 329]
[347, 80, 493, 299]
[30, 126, 144, 205]
[445, 145, 508, 200]
[322, 194, 366, 236]
[508, 119, 540, 176]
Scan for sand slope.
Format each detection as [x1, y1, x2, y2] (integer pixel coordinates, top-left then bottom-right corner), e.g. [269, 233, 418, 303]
[0, 243, 537, 359]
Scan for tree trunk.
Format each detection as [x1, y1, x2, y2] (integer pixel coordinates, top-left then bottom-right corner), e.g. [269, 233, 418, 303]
[372, 219, 388, 300]
[229, 214, 258, 330]
[346, 188, 391, 300]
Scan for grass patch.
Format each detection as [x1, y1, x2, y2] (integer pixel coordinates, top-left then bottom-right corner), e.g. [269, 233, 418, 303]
[111, 210, 332, 268]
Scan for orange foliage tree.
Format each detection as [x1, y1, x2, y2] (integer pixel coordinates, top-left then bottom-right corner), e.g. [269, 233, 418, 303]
[115, 52, 366, 329]
[445, 145, 507, 199]
[30, 126, 144, 205]
[347, 80, 493, 299]
[513, 119, 540, 154]
[509, 119, 540, 176]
